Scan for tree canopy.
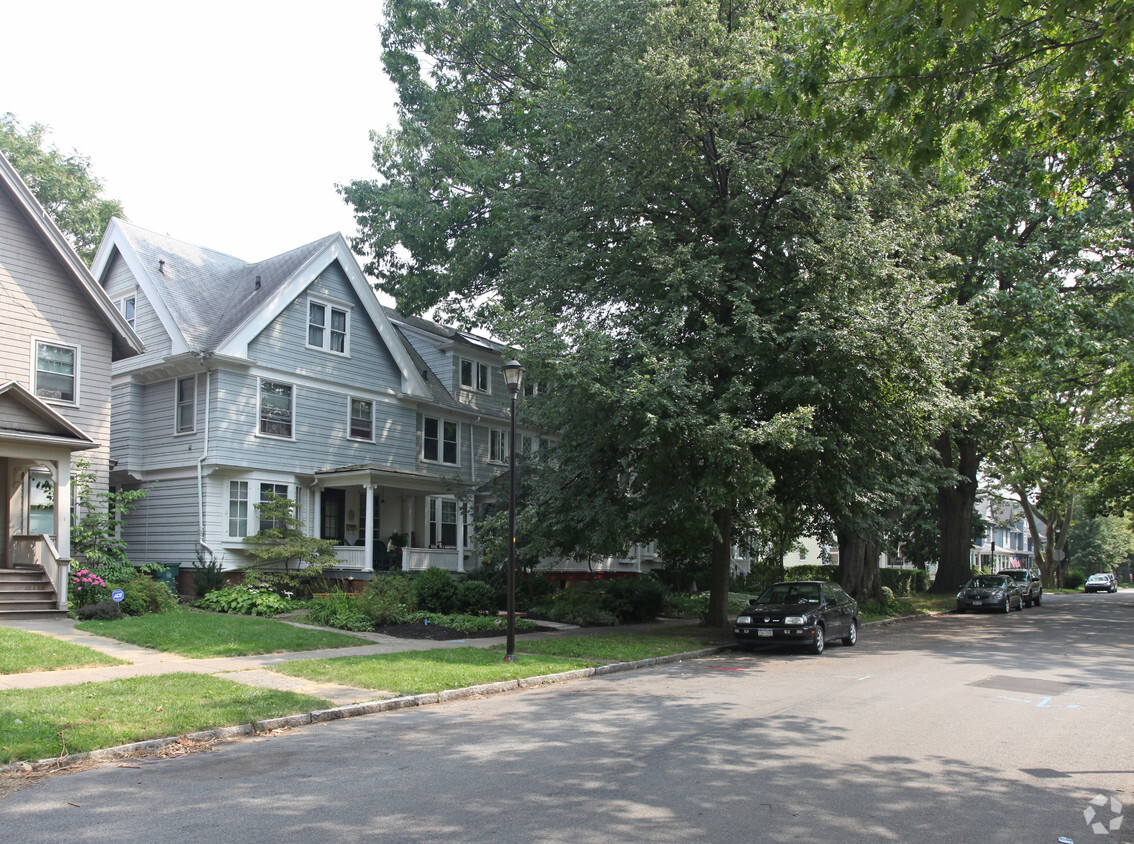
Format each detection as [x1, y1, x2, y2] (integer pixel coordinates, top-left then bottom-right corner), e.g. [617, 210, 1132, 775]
[0, 113, 124, 262]
[344, 0, 971, 619]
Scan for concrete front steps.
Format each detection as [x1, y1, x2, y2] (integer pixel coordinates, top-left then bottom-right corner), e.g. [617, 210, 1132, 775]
[0, 566, 66, 619]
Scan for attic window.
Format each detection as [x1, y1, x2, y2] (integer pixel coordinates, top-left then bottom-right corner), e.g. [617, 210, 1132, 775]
[307, 298, 349, 355]
[34, 341, 77, 404]
[460, 359, 491, 393]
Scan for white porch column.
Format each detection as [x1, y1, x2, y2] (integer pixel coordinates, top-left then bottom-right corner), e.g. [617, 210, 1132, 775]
[55, 455, 71, 560]
[313, 488, 322, 539]
[364, 484, 375, 573]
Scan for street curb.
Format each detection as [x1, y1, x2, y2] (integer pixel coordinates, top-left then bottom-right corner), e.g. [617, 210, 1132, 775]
[1, 646, 730, 774]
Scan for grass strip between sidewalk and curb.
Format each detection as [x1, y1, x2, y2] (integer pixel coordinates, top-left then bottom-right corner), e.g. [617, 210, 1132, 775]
[0, 644, 729, 772]
[75, 610, 371, 657]
[0, 627, 127, 675]
[0, 673, 329, 766]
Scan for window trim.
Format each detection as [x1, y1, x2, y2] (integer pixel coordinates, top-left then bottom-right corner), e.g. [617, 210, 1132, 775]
[33, 339, 79, 405]
[306, 296, 351, 356]
[228, 480, 249, 538]
[349, 397, 374, 442]
[489, 429, 510, 464]
[117, 294, 137, 329]
[174, 375, 197, 434]
[258, 378, 295, 440]
[459, 358, 492, 394]
[422, 415, 459, 466]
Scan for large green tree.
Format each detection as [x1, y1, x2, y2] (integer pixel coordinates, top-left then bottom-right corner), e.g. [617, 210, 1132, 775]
[345, 0, 968, 619]
[0, 113, 124, 262]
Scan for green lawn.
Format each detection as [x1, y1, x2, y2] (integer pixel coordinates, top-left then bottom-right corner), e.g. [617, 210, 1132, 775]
[75, 610, 370, 658]
[0, 627, 127, 674]
[494, 632, 724, 661]
[0, 673, 329, 764]
[273, 647, 599, 696]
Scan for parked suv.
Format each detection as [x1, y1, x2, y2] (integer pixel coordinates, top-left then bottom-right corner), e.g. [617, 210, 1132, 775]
[998, 569, 1043, 607]
[1084, 572, 1118, 593]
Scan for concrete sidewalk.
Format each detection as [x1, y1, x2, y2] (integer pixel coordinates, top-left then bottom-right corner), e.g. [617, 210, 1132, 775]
[0, 615, 586, 706]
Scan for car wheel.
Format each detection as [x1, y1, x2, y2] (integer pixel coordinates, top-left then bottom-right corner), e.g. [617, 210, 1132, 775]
[842, 619, 858, 647]
[1034, 592, 1042, 606]
[810, 625, 825, 655]
[1024, 597, 1033, 608]
[1002, 595, 1011, 613]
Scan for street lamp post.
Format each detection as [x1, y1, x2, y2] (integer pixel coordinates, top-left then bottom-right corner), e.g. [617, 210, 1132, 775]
[500, 360, 525, 662]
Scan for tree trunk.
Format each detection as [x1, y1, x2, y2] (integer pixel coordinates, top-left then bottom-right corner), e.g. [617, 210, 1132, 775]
[706, 507, 733, 628]
[931, 433, 980, 593]
[837, 530, 884, 603]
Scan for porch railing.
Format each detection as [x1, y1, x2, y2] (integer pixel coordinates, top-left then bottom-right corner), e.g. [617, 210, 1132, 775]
[11, 534, 68, 611]
[331, 545, 368, 571]
[404, 548, 459, 572]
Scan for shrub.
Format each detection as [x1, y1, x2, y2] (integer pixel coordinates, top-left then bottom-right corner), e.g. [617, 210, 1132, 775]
[196, 584, 293, 616]
[75, 599, 123, 620]
[1065, 570, 1087, 589]
[405, 611, 537, 634]
[880, 568, 931, 596]
[308, 593, 373, 631]
[119, 574, 179, 616]
[456, 580, 497, 615]
[600, 576, 667, 623]
[413, 567, 458, 614]
[880, 586, 895, 605]
[69, 568, 110, 609]
[543, 589, 618, 626]
[191, 550, 226, 598]
[360, 572, 417, 624]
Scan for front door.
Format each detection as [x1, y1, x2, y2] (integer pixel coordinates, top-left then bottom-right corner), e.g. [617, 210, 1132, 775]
[321, 489, 346, 545]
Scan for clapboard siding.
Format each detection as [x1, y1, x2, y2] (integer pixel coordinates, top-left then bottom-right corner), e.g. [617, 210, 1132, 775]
[0, 187, 113, 486]
[102, 251, 172, 365]
[118, 476, 200, 566]
[247, 261, 403, 395]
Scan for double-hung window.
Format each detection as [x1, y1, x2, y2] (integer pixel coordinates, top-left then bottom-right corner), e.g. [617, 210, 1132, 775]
[117, 295, 136, 329]
[423, 416, 458, 465]
[308, 299, 348, 354]
[428, 497, 458, 548]
[259, 380, 294, 438]
[35, 341, 77, 403]
[175, 376, 196, 433]
[350, 398, 373, 441]
[259, 482, 290, 533]
[460, 359, 491, 393]
[489, 429, 509, 463]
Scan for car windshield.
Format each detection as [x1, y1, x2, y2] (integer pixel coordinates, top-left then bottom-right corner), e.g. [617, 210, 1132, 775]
[1003, 571, 1028, 581]
[755, 584, 821, 605]
[1088, 574, 1109, 581]
[966, 577, 1008, 589]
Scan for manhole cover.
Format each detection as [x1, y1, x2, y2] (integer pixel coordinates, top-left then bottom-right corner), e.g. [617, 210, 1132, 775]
[969, 675, 1079, 695]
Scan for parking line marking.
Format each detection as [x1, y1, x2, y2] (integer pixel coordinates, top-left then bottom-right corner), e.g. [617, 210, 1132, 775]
[998, 694, 1083, 709]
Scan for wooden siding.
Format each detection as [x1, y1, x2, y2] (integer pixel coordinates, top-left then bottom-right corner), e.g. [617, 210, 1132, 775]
[247, 261, 403, 394]
[0, 186, 114, 488]
[118, 475, 201, 567]
[101, 251, 172, 366]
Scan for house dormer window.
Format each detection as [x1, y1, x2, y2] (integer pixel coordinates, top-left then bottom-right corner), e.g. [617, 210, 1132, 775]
[34, 341, 78, 404]
[460, 359, 491, 393]
[307, 298, 349, 354]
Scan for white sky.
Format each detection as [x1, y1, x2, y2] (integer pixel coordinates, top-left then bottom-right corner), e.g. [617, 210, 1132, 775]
[1, 1, 399, 264]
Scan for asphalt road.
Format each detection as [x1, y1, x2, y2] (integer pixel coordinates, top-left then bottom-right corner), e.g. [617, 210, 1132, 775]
[4, 591, 1132, 843]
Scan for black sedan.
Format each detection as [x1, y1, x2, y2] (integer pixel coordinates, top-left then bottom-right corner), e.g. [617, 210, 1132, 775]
[734, 581, 859, 655]
[956, 574, 1024, 613]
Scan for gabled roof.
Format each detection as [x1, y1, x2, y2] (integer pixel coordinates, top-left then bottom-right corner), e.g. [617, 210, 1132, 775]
[91, 220, 430, 398]
[0, 381, 97, 450]
[0, 152, 143, 361]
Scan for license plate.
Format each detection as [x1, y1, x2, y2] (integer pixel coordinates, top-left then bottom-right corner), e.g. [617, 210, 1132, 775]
[971, 600, 982, 606]
[757, 629, 773, 637]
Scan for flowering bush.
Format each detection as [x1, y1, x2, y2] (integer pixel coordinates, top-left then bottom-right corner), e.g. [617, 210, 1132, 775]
[70, 568, 110, 609]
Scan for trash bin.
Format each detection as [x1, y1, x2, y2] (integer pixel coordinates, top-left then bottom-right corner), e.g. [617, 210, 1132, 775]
[153, 563, 180, 592]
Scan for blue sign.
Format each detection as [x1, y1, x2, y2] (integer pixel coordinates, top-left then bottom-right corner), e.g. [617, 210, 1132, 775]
[111, 589, 125, 603]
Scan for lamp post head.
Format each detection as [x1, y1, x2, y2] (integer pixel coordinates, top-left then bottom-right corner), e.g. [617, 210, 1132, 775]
[501, 359, 525, 395]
